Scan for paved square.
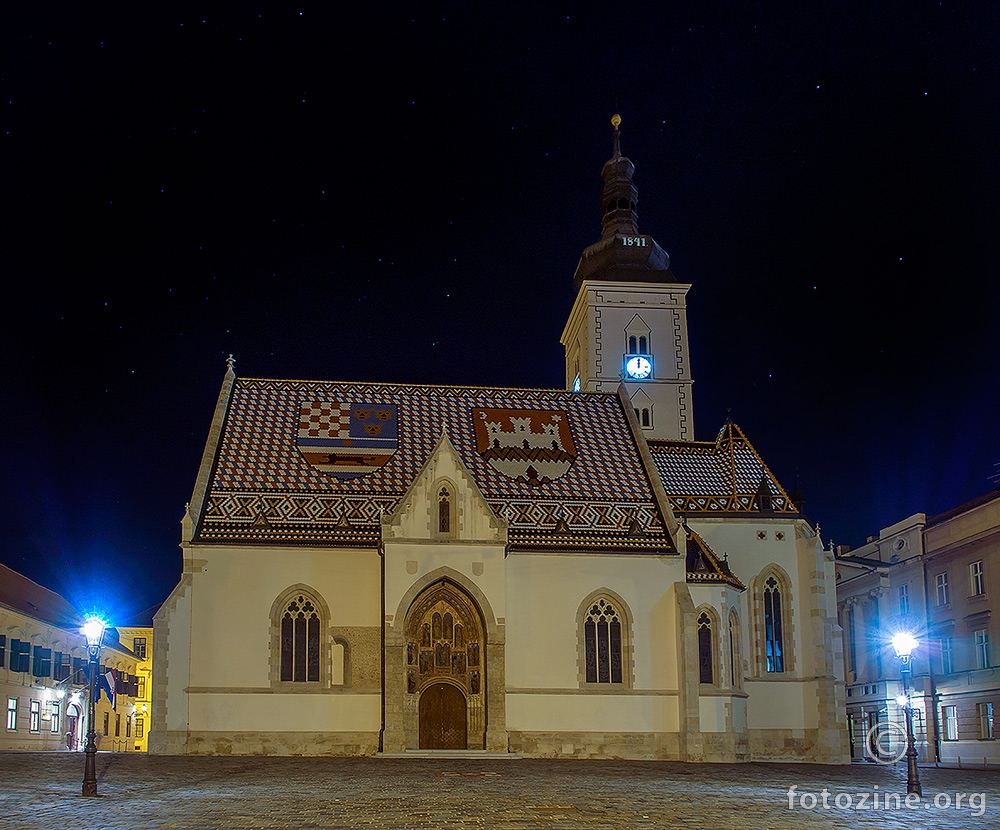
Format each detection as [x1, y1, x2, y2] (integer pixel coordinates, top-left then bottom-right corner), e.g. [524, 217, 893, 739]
[0, 753, 996, 829]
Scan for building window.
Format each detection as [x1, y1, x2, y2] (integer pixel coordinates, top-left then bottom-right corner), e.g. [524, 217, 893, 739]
[763, 576, 785, 673]
[280, 594, 321, 682]
[975, 629, 990, 669]
[136, 717, 144, 739]
[137, 676, 146, 699]
[49, 702, 60, 733]
[114, 713, 121, 737]
[0, 634, 5, 668]
[979, 702, 994, 740]
[970, 561, 985, 597]
[103, 713, 109, 735]
[698, 612, 714, 684]
[584, 596, 625, 684]
[126, 715, 131, 738]
[898, 584, 909, 616]
[5, 698, 15, 730]
[936, 572, 950, 606]
[728, 611, 742, 689]
[438, 488, 451, 534]
[940, 637, 954, 675]
[8, 639, 30, 673]
[32, 647, 52, 678]
[846, 604, 857, 675]
[942, 705, 959, 740]
[133, 637, 147, 659]
[29, 700, 40, 733]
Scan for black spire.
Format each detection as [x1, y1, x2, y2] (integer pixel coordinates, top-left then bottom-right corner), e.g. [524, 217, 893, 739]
[572, 115, 674, 291]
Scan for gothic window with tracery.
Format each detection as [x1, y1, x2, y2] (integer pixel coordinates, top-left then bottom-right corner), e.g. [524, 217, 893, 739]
[280, 594, 320, 682]
[763, 577, 785, 673]
[438, 488, 451, 534]
[698, 612, 714, 684]
[584, 598, 623, 684]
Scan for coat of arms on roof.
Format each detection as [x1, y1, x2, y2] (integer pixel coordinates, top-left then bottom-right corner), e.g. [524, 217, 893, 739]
[297, 401, 398, 479]
[472, 408, 577, 486]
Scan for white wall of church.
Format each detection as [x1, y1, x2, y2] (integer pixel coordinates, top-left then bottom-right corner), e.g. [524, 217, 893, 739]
[188, 692, 379, 733]
[506, 553, 684, 708]
[185, 545, 380, 691]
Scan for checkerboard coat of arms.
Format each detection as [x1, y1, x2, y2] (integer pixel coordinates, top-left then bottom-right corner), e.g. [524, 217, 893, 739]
[297, 402, 397, 479]
[472, 408, 577, 486]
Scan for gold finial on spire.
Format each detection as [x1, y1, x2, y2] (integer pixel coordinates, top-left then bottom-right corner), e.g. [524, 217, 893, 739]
[611, 113, 622, 129]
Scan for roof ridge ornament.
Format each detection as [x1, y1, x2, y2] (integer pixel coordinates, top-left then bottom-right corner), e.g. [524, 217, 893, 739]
[611, 113, 622, 159]
[226, 354, 236, 373]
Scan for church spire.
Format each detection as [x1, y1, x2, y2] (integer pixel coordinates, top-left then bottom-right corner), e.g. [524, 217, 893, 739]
[601, 114, 639, 239]
[572, 115, 672, 291]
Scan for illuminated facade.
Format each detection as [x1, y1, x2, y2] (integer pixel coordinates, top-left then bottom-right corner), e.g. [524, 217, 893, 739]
[153, 121, 848, 762]
[0, 564, 140, 752]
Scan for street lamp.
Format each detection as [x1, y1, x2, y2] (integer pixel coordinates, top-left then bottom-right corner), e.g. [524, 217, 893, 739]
[891, 632, 922, 797]
[82, 616, 106, 797]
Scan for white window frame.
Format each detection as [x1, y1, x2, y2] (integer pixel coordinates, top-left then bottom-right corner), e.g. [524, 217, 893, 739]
[898, 584, 910, 616]
[943, 704, 959, 741]
[49, 701, 60, 733]
[6, 698, 16, 731]
[936, 572, 950, 606]
[979, 702, 995, 740]
[29, 699, 40, 733]
[940, 637, 954, 674]
[970, 561, 985, 597]
[974, 629, 990, 669]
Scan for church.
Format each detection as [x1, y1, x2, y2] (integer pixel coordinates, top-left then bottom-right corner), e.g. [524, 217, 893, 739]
[150, 118, 849, 763]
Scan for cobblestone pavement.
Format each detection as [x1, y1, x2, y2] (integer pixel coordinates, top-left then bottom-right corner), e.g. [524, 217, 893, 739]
[1, 752, 998, 830]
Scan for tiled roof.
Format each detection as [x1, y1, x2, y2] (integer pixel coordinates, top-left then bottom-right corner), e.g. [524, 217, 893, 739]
[648, 421, 799, 517]
[0, 564, 84, 629]
[195, 378, 674, 553]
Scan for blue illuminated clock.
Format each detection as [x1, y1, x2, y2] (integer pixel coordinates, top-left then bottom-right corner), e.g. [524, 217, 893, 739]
[625, 356, 652, 379]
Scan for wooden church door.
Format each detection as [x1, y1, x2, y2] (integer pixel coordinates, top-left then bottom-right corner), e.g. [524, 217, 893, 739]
[418, 683, 468, 749]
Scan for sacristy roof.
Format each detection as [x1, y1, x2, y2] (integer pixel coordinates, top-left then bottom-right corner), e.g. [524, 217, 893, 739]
[648, 421, 800, 518]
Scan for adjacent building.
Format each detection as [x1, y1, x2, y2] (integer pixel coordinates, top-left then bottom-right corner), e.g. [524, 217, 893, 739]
[1, 563, 143, 752]
[836, 488, 1000, 765]
[152, 119, 848, 762]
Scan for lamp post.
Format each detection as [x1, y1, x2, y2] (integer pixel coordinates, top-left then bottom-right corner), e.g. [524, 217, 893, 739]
[82, 616, 106, 797]
[891, 633, 922, 797]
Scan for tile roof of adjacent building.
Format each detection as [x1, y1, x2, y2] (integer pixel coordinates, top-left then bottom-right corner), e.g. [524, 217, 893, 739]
[0, 563, 84, 629]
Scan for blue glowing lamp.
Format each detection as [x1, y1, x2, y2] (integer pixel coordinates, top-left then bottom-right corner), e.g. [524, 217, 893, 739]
[82, 617, 106, 655]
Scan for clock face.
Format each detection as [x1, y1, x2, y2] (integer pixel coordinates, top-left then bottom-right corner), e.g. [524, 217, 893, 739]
[625, 356, 652, 379]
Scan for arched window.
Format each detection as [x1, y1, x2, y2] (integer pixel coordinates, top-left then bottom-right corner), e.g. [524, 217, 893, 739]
[577, 590, 632, 687]
[728, 610, 742, 689]
[638, 336, 647, 354]
[763, 576, 785, 673]
[280, 595, 320, 682]
[438, 488, 451, 534]
[270, 586, 332, 688]
[641, 408, 650, 428]
[628, 335, 638, 354]
[698, 612, 714, 684]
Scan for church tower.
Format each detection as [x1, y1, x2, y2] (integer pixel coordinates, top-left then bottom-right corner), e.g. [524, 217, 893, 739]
[561, 115, 694, 441]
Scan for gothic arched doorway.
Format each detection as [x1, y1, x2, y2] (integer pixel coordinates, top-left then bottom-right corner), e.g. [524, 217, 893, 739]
[419, 683, 467, 749]
[404, 581, 485, 750]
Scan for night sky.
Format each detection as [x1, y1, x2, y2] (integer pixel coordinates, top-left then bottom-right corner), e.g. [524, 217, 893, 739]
[3, 3, 998, 623]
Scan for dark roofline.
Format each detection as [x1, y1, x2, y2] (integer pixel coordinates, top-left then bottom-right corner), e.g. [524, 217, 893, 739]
[926, 487, 1000, 528]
